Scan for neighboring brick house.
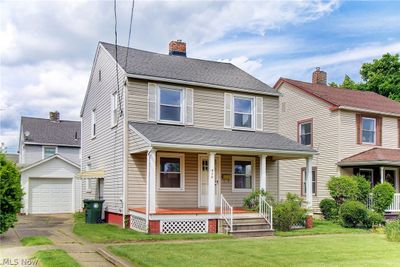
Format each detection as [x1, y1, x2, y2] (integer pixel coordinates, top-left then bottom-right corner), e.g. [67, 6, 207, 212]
[18, 112, 82, 214]
[275, 69, 400, 214]
[79, 40, 316, 235]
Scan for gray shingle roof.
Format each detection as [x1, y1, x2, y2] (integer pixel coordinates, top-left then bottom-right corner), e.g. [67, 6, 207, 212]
[129, 122, 316, 154]
[100, 42, 277, 95]
[21, 117, 81, 147]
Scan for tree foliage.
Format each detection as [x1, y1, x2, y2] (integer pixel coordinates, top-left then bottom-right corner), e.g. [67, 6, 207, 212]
[330, 53, 400, 101]
[0, 153, 23, 234]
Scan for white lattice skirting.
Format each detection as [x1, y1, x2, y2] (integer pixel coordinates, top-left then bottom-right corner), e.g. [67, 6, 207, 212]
[160, 219, 208, 234]
[130, 215, 147, 232]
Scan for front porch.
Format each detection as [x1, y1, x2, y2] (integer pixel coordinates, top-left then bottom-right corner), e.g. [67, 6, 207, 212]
[127, 122, 317, 235]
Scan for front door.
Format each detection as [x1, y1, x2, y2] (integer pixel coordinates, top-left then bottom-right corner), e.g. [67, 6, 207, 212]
[199, 155, 221, 207]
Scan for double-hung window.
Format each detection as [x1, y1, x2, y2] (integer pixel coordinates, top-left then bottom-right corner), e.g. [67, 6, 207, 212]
[361, 117, 376, 144]
[232, 157, 254, 192]
[302, 167, 317, 196]
[159, 87, 183, 123]
[158, 153, 185, 191]
[111, 92, 118, 126]
[298, 120, 313, 146]
[233, 96, 254, 129]
[43, 146, 56, 159]
[91, 109, 96, 138]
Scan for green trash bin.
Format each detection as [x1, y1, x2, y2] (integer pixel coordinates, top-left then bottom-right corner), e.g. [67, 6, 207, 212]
[83, 199, 104, 224]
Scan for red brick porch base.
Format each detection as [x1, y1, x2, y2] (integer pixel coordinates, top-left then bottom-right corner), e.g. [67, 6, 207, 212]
[306, 215, 313, 229]
[105, 211, 129, 227]
[149, 220, 160, 234]
[208, 219, 218, 233]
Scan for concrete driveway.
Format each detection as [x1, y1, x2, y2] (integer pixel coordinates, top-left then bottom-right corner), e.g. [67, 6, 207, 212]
[0, 214, 115, 267]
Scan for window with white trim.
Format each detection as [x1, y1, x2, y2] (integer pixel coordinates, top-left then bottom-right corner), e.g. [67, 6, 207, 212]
[362, 117, 376, 144]
[159, 87, 183, 123]
[43, 146, 56, 159]
[91, 109, 96, 138]
[111, 92, 118, 126]
[232, 157, 254, 191]
[233, 96, 254, 129]
[299, 121, 312, 146]
[157, 153, 185, 191]
[301, 168, 317, 196]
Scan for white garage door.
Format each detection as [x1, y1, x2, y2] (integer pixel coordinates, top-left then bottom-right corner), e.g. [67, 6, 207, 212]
[29, 178, 73, 214]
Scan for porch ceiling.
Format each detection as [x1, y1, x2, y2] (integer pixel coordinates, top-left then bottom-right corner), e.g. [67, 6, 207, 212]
[129, 122, 317, 158]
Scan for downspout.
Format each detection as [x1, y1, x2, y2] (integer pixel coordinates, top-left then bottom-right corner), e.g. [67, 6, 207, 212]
[122, 79, 129, 228]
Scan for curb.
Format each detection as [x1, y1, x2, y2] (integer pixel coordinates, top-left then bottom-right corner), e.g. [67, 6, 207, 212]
[97, 248, 132, 267]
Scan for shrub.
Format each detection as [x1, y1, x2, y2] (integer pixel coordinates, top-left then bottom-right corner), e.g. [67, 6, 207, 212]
[385, 220, 400, 242]
[327, 176, 359, 205]
[372, 182, 395, 214]
[319, 198, 338, 220]
[339, 200, 368, 228]
[364, 210, 384, 228]
[243, 189, 274, 211]
[353, 175, 371, 204]
[273, 193, 307, 231]
[0, 154, 24, 234]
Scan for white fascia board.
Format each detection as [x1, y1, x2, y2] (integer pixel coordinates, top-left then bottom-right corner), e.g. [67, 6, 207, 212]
[338, 106, 400, 118]
[126, 73, 279, 97]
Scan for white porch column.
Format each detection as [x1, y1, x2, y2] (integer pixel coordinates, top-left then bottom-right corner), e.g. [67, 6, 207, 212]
[380, 167, 384, 184]
[148, 149, 157, 214]
[208, 152, 216, 213]
[305, 156, 313, 214]
[260, 155, 267, 191]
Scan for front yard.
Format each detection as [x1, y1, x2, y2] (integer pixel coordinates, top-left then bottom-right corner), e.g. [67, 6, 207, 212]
[109, 234, 400, 267]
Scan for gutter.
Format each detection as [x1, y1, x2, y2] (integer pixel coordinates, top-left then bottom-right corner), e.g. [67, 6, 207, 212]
[334, 106, 400, 118]
[337, 160, 400, 167]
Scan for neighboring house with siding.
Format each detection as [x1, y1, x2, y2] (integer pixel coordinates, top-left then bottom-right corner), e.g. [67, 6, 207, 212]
[275, 68, 400, 214]
[79, 40, 316, 235]
[19, 112, 82, 214]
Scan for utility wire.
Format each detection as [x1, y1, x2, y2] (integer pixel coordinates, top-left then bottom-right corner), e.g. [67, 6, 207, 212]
[124, 0, 135, 71]
[114, 0, 123, 115]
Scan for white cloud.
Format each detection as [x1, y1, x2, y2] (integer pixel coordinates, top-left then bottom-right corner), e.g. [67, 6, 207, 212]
[220, 56, 263, 74]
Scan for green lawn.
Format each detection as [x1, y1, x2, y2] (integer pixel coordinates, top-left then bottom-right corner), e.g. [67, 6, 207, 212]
[276, 220, 370, 237]
[73, 213, 231, 243]
[34, 249, 80, 267]
[20, 236, 53, 246]
[109, 234, 400, 267]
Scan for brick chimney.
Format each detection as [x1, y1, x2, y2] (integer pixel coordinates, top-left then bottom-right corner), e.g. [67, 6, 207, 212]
[169, 40, 186, 57]
[49, 111, 60, 123]
[312, 67, 327, 85]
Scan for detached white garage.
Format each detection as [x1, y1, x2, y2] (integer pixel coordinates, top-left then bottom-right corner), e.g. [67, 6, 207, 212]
[21, 155, 81, 214]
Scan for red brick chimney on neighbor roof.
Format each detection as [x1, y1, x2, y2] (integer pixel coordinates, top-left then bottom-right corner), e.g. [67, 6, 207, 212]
[49, 111, 60, 123]
[312, 67, 327, 85]
[169, 40, 186, 57]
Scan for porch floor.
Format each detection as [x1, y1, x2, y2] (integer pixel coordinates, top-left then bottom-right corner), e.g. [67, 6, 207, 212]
[129, 207, 254, 215]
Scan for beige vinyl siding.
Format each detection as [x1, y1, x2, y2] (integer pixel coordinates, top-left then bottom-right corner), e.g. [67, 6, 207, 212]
[278, 83, 340, 210]
[81, 45, 125, 213]
[128, 129, 149, 153]
[127, 153, 147, 208]
[126, 78, 279, 132]
[339, 110, 399, 160]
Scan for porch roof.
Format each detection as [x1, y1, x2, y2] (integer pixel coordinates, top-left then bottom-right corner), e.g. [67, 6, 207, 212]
[129, 122, 317, 156]
[338, 148, 400, 167]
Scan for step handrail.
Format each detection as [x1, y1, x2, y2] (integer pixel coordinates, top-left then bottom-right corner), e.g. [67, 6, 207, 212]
[220, 194, 233, 232]
[259, 195, 273, 229]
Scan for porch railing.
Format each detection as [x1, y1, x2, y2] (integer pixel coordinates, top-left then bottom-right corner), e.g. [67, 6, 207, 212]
[220, 194, 233, 232]
[367, 193, 400, 212]
[259, 195, 273, 229]
[387, 193, 400, 212]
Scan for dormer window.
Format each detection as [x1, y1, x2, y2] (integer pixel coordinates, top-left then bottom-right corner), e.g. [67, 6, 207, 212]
[233, 96, 254, 130]
[43, 146, 57, 159]
[159, 87, 183, 123]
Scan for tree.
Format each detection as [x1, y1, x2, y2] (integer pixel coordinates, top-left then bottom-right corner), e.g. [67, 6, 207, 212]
[332, 53, 400, 101]
[0, 153, 23, 234]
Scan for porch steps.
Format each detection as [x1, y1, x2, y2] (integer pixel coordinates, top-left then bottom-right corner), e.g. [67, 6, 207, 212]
[220, 216, 274, 237]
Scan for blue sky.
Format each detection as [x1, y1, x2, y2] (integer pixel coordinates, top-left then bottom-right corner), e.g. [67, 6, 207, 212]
[1, 0, 400, 153]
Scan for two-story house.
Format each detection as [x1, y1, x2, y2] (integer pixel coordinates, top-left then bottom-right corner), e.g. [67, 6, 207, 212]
[19, 112, 82, 214]
[275, 68, 400, 214]
[79, 40, 316, 235]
